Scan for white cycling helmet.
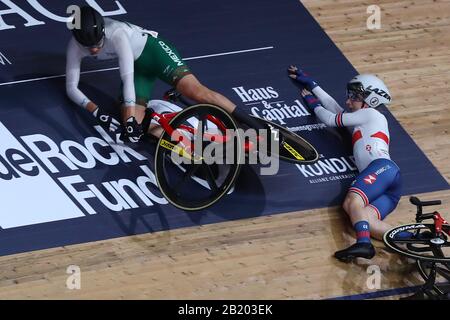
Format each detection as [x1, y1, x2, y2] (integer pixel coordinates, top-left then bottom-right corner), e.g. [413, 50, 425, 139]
[346, 74, 392, 108]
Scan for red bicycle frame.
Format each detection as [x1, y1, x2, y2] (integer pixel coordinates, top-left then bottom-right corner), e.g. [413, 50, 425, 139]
[148, 110, 255, 152]
[432, 212, 449, 237]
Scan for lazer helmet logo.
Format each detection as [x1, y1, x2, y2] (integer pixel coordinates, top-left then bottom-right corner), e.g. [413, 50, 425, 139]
[369, 97, 379, 106]
[364, 174, 377, 184]
[366, 86, 392, 101]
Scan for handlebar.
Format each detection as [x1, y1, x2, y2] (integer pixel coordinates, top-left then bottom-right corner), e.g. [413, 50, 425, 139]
[416, 213, 437, 222]
[410, 196, 442, 207]
[409, 196, 442, 222]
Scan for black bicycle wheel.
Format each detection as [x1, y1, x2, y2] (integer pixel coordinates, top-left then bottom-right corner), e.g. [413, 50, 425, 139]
[383, 223, 450, 263]
[155, 104, 242, 211]
[416, 260, 450, 298]
[250, 116, 319, 164]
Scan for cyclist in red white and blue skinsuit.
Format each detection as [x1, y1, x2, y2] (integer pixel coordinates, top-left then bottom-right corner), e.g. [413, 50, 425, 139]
[288, 66, 403, 262]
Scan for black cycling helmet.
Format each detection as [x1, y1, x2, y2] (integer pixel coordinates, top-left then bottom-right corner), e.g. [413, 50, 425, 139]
[72, 6, 105, 47]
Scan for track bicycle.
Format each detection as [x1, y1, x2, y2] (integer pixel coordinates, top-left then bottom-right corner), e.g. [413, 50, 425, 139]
[383, 196, 450, 299]
[143, 90, 319, 211]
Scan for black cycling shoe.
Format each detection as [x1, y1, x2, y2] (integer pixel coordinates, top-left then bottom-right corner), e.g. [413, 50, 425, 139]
[334, 242, 376, 262]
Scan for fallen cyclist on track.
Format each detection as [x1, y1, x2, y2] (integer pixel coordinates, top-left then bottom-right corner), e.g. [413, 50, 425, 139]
[287, 65, 415, 262]
[65, 5, 264, 143]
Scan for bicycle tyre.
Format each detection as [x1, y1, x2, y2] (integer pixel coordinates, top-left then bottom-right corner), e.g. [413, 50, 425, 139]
[250, 116, 319, 164]
[416, 259, 450, 297]
[154, 104, 242, 211]
[383, 223, 450, 263]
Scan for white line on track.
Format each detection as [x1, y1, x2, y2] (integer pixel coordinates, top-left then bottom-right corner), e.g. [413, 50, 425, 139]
[0, 46, 274, 87]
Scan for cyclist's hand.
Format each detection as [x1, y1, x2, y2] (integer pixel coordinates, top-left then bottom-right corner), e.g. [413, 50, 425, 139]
[301, 89, 322, 111]
[92, 107, 121, 132]
[122, 116, 144, 143]
[288, 65, 319, 90]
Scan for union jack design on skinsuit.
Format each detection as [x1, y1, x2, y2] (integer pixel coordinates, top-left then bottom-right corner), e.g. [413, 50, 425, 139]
[364, 174, 377, 185]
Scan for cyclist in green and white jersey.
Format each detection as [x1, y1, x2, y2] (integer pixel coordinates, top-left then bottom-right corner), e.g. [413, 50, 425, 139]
[66, 6, 261, 142]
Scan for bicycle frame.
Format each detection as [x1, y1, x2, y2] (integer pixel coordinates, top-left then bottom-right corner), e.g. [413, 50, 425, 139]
[426, 212, 449, 238]
[384, 197, 450, 299]
[147, 108, 255, 153]
[415, 206, 449, 238]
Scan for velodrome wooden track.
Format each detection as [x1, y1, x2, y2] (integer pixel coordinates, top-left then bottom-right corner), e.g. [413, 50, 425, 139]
[0, 0, 449, 299]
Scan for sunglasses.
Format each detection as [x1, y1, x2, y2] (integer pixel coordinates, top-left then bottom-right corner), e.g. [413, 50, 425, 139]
[346, 90, 364, 102]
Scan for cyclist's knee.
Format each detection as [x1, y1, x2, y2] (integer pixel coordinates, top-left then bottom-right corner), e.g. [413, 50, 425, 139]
[177, 75, 199, 95]
[177, 77, 213, 102]
[190, 85, 212, 102]
[344, 192, 365, 215]
[342, 194, 353, 213]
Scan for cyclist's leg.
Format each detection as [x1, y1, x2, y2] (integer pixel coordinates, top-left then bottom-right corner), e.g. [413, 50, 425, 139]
[145, 99, 194, 138]
[176, 74, 235, 113]
[119, 71, 155, 124]
[366, 170, 402, 239]
[345, 159, 400, 215]
[366, 195, 400, 240]
[177, 74, 264, 130]
[148, 36, 192, 90]
[153, 36, 264, 130]
[146, 37, 235, 114]
[341, 159, 400, 243]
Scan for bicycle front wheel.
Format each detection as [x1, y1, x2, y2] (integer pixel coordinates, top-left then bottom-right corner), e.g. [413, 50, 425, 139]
[416, 259, 450, 297]
[383, 223, 450, 263]
[250, 116, 319, 164]
[154, 104, 242, 211]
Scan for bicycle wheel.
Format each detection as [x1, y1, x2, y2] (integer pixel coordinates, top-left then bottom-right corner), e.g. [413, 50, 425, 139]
[416, 260, 450, 298]
[250, 116, 319, 164]
[383, 223, 450, 263]
[154, 104, 242, 211]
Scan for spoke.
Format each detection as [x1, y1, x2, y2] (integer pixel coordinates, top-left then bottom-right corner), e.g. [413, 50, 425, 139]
[172, 164, 202, 195]
[194, 116, 203, 143]
[192, 111, 208, 156]
[201, 164, 219, 192]
[431, 246, 448, 260]
[436, 267, 450, 281]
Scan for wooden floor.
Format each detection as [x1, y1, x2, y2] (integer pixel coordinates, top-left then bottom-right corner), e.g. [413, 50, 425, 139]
[1, 0, 449, 299]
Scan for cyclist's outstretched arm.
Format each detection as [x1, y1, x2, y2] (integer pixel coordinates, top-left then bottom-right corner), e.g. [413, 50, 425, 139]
[112, 29, 136, 108]
[312, 86, 345, 114]
[65, 38, 95, 111]
[66, 39, 121, 133]
[314, 105, 373, 128]
[287, 65, 344, 114]
[303, 91, 372, 128]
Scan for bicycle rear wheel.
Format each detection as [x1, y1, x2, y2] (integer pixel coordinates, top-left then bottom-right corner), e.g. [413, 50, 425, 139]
[383, 223, 450, 263]
[416, 259, 450, 298]
[154, 104, 242, 211]
[250, 116, 318, 164]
